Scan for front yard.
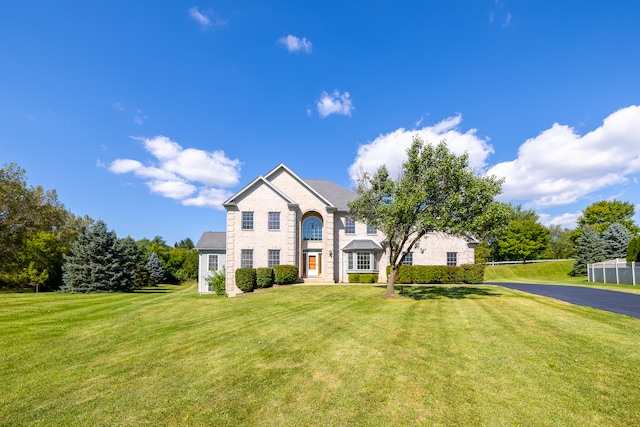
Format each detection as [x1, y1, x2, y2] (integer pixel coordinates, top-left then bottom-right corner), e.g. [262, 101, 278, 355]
[1, 282, 639, 426]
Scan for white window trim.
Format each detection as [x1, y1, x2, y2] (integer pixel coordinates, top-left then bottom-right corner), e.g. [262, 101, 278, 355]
[345, 217, 355, 234]
[447, 252, 458, 266]
[402, 252, 413, 266]
[241, 249, 253, 268]
[242, 212, 254, 230]
[268, 249, 280, 267]
[268, 212, 280, 231]
[346, 251, 379, 273]
[208, 254, 219, 271]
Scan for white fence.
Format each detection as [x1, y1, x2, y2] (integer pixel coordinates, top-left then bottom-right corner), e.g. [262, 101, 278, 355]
[486, 259, 574, 266]
[588, 258, 639, 285]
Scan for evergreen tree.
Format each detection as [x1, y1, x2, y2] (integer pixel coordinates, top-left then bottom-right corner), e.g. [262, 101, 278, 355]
[602, 222, 631, 260]
[119, 236, 153, 289]
[146, 252, 165, 284]
[174, 237, 194, 249]
[572, 225, 605, 276]
[61, 220, 133, 292]
[626, 236, 640, 262]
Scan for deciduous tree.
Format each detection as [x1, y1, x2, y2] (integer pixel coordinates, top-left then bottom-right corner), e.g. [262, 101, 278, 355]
[0, 163, 67, 286]
[348, 137, 505, 296]
[544, 225, 575, 259]
[497, 220, 550, 262]
[577, 200, 638, 234]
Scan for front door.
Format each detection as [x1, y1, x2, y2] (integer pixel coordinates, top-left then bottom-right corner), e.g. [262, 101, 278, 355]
[306, 252, 321, 277]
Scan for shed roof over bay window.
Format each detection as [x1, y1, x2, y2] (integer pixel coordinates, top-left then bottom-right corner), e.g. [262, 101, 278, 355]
[341, 239, 384, 252]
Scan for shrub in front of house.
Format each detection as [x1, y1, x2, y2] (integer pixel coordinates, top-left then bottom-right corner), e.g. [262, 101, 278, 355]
[462, 264, 485, 284]
[206, 267, 226, 296]
[446, 265, 465, 283]
[386, 264, 484, 284]
[386, 265, 415, 284]
[273, 265, 298, 285]
[256, 268, 274, 289]
[348, 273, 378, 283]
[235, 268, 256, 293]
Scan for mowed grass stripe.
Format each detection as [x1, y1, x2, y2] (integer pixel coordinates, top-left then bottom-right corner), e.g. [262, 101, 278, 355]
[1, 283, 639, 426]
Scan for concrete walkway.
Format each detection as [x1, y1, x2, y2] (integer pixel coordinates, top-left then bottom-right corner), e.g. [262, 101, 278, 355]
[488, 282, 640, 319]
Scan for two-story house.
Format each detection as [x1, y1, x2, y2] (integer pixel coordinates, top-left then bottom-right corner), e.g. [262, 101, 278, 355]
[197, 164, 477, 296]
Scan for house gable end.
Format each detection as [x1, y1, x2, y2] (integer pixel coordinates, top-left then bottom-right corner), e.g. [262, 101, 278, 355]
[223, 175, 298, 209]
[264, 164, 336, 210]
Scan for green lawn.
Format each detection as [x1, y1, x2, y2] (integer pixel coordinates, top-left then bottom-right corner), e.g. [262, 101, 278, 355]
[1, 283, 639, 426]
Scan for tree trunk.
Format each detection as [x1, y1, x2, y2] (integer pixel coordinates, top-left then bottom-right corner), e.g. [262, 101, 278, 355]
[386, 265, 397, 296]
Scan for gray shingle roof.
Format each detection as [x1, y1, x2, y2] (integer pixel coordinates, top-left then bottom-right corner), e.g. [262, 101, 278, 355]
[341, 239, 384, 251]
[304, 179, 357, 211]
[195, 232, 226, 250]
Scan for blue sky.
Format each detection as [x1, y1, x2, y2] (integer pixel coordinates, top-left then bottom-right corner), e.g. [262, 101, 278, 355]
[2, 1, 640, 245]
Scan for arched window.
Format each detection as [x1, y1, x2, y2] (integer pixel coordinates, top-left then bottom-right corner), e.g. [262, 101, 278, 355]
[302, 217, 323, 241]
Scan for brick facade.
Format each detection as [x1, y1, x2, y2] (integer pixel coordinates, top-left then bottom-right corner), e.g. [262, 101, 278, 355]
[217, 164, 476, 296]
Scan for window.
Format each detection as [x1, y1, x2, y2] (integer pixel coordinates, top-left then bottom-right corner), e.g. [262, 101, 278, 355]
[268, 250, 280, 267]
[268, 212, 280, 230]
[345, 217, 355, 234]
[402, 252, 413, 266]
[367, 225, 377, 235]
[208, 254, 219, 271]
[447, 252, 458, 266]
[356, 252, 370, 270]
[302, 217, 323, 240]
[241, 249, 253, 268]
[347, 252, 378, 271]
[242, 212, 254, 230]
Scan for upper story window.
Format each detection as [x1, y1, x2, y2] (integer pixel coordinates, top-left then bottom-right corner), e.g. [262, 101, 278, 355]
[345, 217, 355, 234]
[268, 212, 280, 230]
[242, 212, 254, 230]
[302, 217, 323, 241]
[367, 225, 377, 235]
[447, 252, 458, 266]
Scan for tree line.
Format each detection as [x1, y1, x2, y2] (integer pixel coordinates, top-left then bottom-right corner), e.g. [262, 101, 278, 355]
[475, 199, 639, 275]
[0, 163, 198, 292]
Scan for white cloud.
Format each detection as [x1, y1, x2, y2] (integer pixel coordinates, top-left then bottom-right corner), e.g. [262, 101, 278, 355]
[502, 12, 512, 28]
[188, 7, 227, 28]
[278, 35, 312, 53]
[348, 115, 494, 183]
[133, 109, 147, 125]
[487, 105, 640, 209]
[108, 135, 241, 209]
[146, 180, 197, 200]
[490, 1, 512, 28]
[317, 90, 354, 118]
[113, 102, 125, 111]
[539, 212, 581, 229]
[182, 187, 234, 208]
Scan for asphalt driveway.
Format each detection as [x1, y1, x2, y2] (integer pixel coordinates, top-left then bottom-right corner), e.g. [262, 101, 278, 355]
[488, 283, 640, 319]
